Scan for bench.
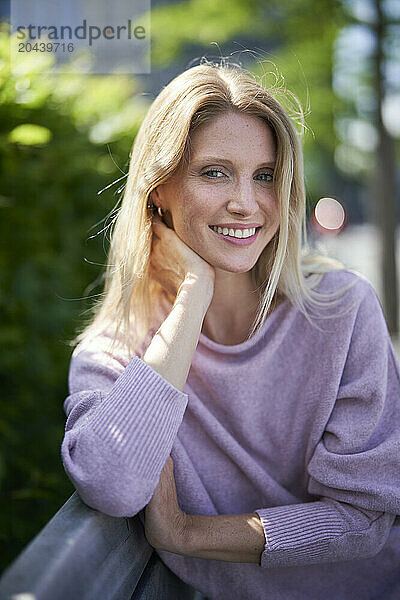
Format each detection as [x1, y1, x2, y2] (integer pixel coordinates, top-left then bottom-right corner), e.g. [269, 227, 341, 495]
[0, 492, 205, 600]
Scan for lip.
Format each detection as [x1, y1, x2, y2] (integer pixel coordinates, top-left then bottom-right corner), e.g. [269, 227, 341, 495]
[210, 222, 262, 229]
[209, 225, 261, 246]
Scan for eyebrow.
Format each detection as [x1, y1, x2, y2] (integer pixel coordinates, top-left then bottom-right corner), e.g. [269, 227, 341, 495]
[192, 156, 276, 168]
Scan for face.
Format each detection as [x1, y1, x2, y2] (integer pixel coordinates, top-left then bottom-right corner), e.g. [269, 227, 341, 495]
[153, 111, 280, 275]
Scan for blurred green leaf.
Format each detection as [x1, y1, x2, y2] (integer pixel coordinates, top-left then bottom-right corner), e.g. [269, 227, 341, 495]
[0, 21, 148, 569]
[8, 123, 52, 145]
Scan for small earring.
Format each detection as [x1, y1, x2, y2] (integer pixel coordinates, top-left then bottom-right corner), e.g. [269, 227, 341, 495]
[158, 206, 164, 217]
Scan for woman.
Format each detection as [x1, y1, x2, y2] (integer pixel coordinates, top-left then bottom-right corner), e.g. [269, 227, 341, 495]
[61, 60, 400, 599]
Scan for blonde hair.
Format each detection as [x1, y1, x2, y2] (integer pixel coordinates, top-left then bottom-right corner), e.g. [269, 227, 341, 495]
[69, 59, 356, 358]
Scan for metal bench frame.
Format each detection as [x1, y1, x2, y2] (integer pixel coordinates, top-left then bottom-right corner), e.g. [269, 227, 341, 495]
[0, 492, 203, 600]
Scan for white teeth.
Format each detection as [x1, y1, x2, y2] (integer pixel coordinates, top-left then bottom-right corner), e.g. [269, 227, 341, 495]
[210, 226, 257, 238]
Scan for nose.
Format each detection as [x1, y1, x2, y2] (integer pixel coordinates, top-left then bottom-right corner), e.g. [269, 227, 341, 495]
[226, 179, 259, 217]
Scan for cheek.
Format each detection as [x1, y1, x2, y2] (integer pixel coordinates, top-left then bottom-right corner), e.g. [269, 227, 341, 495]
[172, 199, 205, 240]
[273, 205, 280, 228]
[177, 189, 213, 227]
[266, 193, 279, 224]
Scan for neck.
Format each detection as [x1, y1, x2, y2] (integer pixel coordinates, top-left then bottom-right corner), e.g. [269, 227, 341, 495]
[201, 269, 264, 345]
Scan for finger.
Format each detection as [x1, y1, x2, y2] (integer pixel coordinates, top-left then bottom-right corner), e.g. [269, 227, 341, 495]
[161, 456, 172, 470]
[151, 216, 164, 238]
[152, 214, 164, 226]
[152, 214, 172, 233]
[151, 219, 166, 239]
[161, 456, 174, 475]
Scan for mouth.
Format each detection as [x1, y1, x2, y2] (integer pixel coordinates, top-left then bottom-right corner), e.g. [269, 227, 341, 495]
[208, 225, 261, 246]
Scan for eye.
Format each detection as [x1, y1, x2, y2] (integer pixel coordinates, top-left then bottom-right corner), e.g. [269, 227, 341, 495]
[202, 169, 226, 178]
[255, 172, 274, 182]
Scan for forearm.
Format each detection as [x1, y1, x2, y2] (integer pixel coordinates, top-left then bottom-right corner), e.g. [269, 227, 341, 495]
[143, 274, 213, 391]
[177, 513, 266, 564]
[169, 503, 394, 568]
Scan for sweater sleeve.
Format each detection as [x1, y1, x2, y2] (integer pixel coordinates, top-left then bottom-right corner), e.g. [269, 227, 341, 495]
[60, 337, 189, 518]
[254, 281, 400, 568]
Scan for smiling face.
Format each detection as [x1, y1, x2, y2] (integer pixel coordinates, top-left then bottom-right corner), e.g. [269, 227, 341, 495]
[153, 111, 280, 275]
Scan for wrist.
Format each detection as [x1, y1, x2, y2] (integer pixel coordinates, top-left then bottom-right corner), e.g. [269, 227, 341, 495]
[170, 512, 194, 555]
[177, 274, 214, 311]
[168, 513, 266, 563]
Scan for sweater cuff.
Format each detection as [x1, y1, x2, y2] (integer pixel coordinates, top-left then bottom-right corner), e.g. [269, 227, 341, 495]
[254, 501, 346, 568]
[90, 356, 188, 477]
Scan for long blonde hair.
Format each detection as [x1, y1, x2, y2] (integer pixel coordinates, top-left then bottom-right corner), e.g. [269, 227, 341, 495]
[69, 59, 356, 358]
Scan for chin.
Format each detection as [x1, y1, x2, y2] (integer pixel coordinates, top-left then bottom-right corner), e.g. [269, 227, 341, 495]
[211, 260, 258, 274]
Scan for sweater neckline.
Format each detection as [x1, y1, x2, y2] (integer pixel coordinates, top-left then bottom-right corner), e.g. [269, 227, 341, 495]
[198, 296, 290, 354]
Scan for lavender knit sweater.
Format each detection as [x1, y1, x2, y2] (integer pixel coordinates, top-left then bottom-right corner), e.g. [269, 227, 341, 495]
[61, 269, 400, 599]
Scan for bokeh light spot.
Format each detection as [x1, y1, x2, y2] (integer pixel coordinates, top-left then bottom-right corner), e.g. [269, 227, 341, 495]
[314, 197, 345, 232]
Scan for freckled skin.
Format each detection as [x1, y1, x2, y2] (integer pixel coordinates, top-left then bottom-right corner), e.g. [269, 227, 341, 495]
[155, 112, 280, 276]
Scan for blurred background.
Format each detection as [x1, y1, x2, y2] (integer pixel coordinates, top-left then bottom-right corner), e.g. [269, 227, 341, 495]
[0, 0, 399, 572]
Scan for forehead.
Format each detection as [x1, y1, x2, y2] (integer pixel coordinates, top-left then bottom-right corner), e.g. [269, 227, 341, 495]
[189, 112, 276, 162]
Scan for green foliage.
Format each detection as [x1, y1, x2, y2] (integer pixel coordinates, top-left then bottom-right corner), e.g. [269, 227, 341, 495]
[8, 123, 52, 145]
[150, 0, 262, 65]
[0, 25, 150, 570]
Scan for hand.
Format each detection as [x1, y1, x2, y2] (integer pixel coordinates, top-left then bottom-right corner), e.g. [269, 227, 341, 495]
[144, 456, 190, 554]
[150, 213, 215, 298]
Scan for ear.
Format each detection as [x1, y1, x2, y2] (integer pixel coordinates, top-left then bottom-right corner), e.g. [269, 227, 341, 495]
[149, 186, 163, 209]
